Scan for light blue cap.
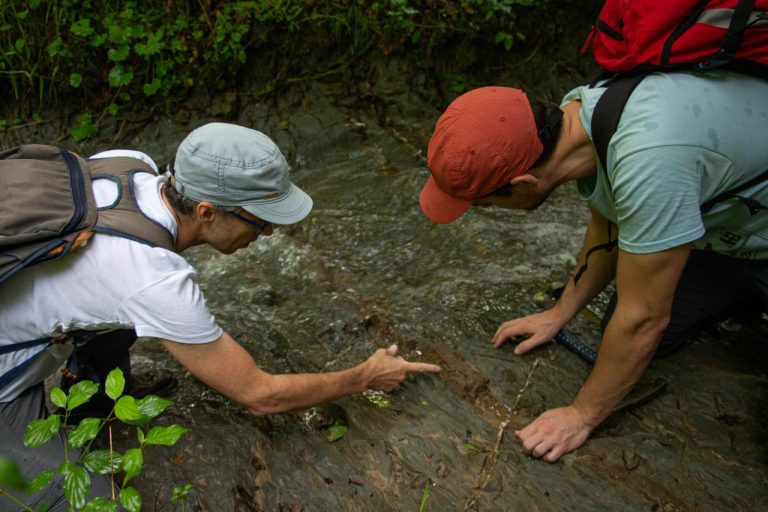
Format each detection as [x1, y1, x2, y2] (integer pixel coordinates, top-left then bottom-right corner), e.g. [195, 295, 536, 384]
[174, 123, 313, 224]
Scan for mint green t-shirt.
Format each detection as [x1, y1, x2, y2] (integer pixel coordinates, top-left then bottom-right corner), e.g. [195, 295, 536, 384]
[563, 70, 768, 259]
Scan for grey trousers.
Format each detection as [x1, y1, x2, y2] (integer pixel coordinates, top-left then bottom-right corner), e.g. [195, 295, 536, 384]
[0, 383, 114, 511]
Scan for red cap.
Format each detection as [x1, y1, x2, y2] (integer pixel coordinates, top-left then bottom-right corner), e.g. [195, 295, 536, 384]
[419, 87, 543, 223]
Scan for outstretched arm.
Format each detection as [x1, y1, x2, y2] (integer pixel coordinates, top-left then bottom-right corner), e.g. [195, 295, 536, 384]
[515, 244, 691, 462]
[162, 332, 441, 415]
[493, 207, 618, 352]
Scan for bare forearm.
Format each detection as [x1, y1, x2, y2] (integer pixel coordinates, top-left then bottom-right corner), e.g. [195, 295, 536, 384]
[572, 307, 666, 426]
[573, 246, 689, 424]
[165, 335, 368, 415]
[554, 209, 618, 321]
[164, 334, 440, 416]
[514, 247, 689, 462]
[238, 366, 368, 415]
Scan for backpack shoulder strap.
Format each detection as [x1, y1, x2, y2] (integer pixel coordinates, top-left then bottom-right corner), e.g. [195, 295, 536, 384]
[590, 71, 768, 214]
[590, 71, 650, 177]
[700, 167, 768, 214]
[699, 0, 757, 70]
[0, 145, 98, 284]
[87, 157, 175, 252]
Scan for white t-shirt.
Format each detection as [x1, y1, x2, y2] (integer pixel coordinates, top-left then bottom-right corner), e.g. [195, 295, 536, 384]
[0, 150, 222, 402]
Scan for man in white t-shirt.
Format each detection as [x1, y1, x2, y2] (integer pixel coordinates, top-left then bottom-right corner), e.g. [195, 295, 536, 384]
[0, 123, 441, 510]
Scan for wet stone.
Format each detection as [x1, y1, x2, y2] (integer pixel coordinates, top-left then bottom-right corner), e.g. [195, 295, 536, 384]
[32, 57, 768, 512]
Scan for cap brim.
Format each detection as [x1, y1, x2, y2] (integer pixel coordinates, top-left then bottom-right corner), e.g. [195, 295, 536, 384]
[419, 175, 473, 224]
[242, 183, 313, 225]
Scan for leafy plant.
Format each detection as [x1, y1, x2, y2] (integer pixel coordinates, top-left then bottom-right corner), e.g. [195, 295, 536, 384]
[326, 421, 349, 443]
[0, 368, 190, 512]
[0, 1, 588, 111]
[171, 483, 194, 512]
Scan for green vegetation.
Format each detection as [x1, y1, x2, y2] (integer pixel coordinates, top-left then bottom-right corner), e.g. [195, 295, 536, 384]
[0, 0, 597, 138]
[0, 368, 190, 512]
[419, 479, 431, 512]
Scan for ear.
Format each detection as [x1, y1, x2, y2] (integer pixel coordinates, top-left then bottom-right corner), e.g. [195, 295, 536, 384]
[196, 202, 218, 223]
[509, 173, 539, 186]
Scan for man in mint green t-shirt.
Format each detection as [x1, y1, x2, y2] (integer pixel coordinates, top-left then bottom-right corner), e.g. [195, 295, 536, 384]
[417, 70, 768, 462]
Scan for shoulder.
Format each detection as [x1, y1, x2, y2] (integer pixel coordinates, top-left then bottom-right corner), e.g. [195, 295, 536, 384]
[89, 150, 159, 173]
[87, 234, 193, 281]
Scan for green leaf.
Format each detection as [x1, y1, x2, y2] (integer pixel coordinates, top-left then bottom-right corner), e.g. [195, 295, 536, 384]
[171, 483, 193, 502]
[90, 34, 106, 47]
[24, 469, 55, 493]
[108, 65, 134, 87]
[71, 19, 94, 37]
[14, 38, 25, 52]
[122, 448, 143, 483]
[68, 418, 101, 448]
[24, 414, 60, 448]
[46, 37, 63, 57]
[108, 24, 130, 44]
[136, 395, 173, 419]
[82, 497, 117, 512]
[71, 120, 97, 142]
[106, 103, 119, 116]
[50, 387, 67, 408]
[119, 486, 142, 512]
[105, 368, 125, 400]
[35, 504, 51, 512]
[142, 78, 162, 96]
[61, 463, 90, 509]
[69, 72, 83, 88]
[67, 380, 99, 409]
[82, 449, 122, 474]
[108, 44, 130, 62]
[115, 396, 150, 425]
[137, 428, 145, 445]
[134, 31, 164, 56]
[0, 456, 27, 490]
[326, 423, 348, 443]
[144, 424, 188, 446]
[363, 391, 391, 408]
[419, 479, 431, 512]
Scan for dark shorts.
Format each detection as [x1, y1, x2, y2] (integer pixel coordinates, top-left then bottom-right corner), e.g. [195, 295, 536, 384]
[602, 250, 768, 354]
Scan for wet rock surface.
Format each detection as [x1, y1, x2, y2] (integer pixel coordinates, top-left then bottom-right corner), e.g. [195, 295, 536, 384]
[11, 52, 768, 511]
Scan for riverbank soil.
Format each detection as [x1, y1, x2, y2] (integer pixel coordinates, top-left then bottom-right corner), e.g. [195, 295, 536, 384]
[6, 27, 768, 512]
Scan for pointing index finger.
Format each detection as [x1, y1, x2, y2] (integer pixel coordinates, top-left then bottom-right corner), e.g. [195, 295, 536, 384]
[405, 362, 442, 374]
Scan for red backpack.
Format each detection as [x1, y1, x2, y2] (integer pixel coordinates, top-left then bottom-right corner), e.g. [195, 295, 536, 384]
[582, 0, 768, 172]
[583, 0, 768, 76]
[570, 0, 768, 285]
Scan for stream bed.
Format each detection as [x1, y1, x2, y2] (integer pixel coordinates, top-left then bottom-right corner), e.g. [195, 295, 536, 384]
[12, 71, 768, 511]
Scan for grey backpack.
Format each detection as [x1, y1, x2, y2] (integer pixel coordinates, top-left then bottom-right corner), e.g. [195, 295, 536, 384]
[0, 144, 175, 285]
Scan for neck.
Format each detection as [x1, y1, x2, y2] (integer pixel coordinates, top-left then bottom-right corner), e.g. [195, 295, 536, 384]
[161, 185, 195, 252]
[538, 101, 597, 187]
